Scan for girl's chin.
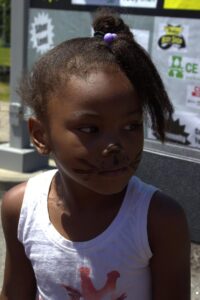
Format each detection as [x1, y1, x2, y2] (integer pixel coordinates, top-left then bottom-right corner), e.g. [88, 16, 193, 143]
[80, 176, 132, 195]
[57, 167, 134, 195]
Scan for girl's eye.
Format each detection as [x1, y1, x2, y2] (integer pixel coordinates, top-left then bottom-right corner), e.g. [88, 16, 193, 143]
[78, 126, 98, 133]
[124, 123, 143, 131]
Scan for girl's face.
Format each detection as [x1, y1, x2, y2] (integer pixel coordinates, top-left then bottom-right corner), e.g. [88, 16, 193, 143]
[45, 69, 143, 195]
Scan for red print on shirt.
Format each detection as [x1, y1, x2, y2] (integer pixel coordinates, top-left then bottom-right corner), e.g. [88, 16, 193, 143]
[63, 267, 127, 300]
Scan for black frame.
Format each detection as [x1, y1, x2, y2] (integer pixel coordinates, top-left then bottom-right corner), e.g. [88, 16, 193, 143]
[30, 0, 200, 19]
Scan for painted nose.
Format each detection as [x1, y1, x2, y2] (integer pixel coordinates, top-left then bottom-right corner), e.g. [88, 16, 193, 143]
[102, 143, 122, 157]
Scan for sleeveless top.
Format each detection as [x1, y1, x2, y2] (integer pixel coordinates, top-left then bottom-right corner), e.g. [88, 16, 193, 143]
[18, 169, 157, 300]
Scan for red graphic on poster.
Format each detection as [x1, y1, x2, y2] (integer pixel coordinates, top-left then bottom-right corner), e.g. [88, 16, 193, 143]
[192, 86, 200, 97]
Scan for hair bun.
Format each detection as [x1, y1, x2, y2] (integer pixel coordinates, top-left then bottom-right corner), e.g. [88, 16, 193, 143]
[93, 8, 133, 38]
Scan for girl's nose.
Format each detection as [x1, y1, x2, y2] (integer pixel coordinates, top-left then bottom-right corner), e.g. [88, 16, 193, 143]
[102, 143, 122, 157]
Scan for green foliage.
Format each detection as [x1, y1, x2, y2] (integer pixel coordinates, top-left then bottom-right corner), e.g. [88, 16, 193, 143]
[0, 0, 10, 103]
[0, 47, 10, 66]
[0, 81, 10, 102]
[0, 0, 10, 46]
[0, 0, 10, 5]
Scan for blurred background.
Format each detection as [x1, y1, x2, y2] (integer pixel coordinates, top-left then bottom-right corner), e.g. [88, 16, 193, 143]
[0, 0, 10, 143]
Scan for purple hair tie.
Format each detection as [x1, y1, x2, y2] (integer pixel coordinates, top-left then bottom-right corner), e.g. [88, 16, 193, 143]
[103, 33, 117, 44]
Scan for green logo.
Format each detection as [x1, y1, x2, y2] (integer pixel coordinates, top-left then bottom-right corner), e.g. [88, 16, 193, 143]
[168, 55, 200, 80]
[168, 55, 183, 78]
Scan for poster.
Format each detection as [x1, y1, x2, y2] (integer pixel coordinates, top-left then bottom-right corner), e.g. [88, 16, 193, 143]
[130, 29, 150, 51]
[157, 23, 189, 52]
[147, 16, 200, 148]
[164, 0, 200, 10]
[148, 111, 200, 149]
[71, 0, 158, 8]
[30, 12, 54, 55]
[186, 85, 200, 109]
[28, 9, 92, 66]
[151, 17, 200, 108]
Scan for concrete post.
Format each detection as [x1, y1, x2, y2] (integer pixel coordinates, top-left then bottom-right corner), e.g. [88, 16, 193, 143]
[0, 0, 48, 172]
[9, 0, 29, 149]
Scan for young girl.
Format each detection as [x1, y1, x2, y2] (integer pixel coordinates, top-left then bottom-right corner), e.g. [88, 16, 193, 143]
[1, 9, 190, 300]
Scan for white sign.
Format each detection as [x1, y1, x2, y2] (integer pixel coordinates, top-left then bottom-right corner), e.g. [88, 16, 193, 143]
[148, 110, 200, 149]
[186, 85, 200, 110]
[157, 23, 189, 52]
[30, 12, 54, 55]
[174, 111, 200, 149]
[71, 0, 158, 8]
[131, 29, 150, 51]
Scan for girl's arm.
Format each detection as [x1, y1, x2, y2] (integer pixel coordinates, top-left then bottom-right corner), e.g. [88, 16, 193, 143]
[148, 191, 191, 300]
[0, 182, 37, 300]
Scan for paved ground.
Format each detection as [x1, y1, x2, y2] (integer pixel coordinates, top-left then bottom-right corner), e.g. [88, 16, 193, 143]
[0, 101, 8, 290]
[0, 208, 5, 290]
[192, 243, 200, 299]
[0, 101, 200, 298]
[0, 101, 9, 143]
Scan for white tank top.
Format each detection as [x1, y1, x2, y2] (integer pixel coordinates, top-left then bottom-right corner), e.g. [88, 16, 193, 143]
[18, 169, 157, 300]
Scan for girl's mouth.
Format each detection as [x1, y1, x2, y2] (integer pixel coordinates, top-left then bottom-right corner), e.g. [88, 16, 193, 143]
[98, 166, 128, 177]
[73, 166, 129, 177]
[73, 168, 96, 174]
[74, 154, 140, 177]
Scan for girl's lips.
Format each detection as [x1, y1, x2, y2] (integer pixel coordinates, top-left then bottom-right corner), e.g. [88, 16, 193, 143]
[98, 167, 128, 177]
[73, 169, 96, 174]
[73, 167, 128, 176]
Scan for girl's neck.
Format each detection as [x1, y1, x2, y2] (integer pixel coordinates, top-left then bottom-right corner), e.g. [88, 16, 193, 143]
[51, 171, 127, 215]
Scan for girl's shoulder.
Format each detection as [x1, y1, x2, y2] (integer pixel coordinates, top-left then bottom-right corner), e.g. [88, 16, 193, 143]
[1, 169, 57, 227]
[147, 192, 190, 299]
[148, 190, 190, 255]
[149, 190, 186, 220]
[1, 183, 28, 268]
[1, 183, 38, 298]
[1, 182, 28, 232]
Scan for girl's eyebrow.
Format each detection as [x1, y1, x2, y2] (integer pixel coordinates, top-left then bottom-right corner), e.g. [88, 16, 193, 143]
[71, 110, 100, 118]
[70, 109, 142, 119]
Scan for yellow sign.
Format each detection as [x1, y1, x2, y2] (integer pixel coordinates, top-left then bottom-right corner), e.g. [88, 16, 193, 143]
[164, 25, 183, 36]
[164, 0, 200, 10]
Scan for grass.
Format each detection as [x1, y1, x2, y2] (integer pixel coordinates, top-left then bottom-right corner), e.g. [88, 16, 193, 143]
[0, 47, 10, 67]
[0, 47, 10, 102]
[0, 81, 10, 102]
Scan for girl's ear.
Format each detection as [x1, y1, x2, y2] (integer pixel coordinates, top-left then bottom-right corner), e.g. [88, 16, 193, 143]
[28, 117, 51, 155]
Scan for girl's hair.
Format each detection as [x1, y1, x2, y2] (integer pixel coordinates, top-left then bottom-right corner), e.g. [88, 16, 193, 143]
[19, 8, 173, 141]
